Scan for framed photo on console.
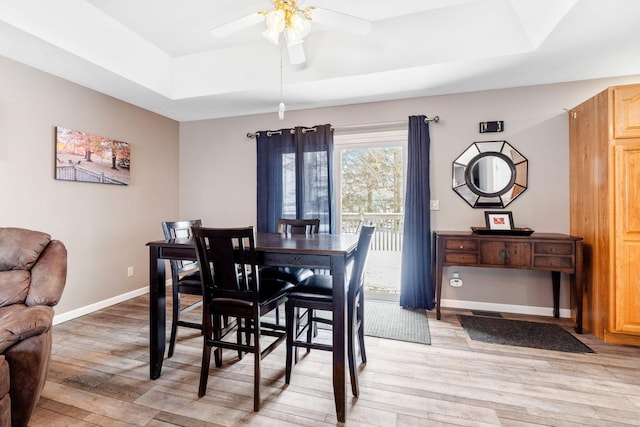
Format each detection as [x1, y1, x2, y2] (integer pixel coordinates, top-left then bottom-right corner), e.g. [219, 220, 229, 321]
[485, 211, 514, 230]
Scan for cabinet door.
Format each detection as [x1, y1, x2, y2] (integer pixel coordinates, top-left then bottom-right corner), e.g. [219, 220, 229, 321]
[479, 241, 506, 265]
[614, 85, 640, 139]
[613, 142, 640, 334]
[506, 242, 530, 267]
[479, 241, 530, 267]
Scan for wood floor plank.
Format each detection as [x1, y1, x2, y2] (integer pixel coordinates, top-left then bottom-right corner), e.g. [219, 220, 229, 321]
[27, 294, 640, 426]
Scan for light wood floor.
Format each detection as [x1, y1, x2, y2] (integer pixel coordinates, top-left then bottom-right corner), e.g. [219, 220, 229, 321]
[31, 294, 640, 426]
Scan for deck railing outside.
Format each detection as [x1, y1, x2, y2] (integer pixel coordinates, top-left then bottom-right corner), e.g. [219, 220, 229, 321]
[342, 213, 403, 251]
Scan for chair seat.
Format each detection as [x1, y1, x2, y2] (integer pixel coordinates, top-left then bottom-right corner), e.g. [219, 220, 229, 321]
[177, 270, 202, 295]
[259, 266, 314, 284]
[258, 277, 294, 304]
[288, 275, 332, 301]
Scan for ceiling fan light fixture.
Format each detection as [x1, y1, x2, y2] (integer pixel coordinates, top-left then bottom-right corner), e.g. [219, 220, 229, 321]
[259, 1, 313, 48]
[262, 27, 281, 45]
[290, 12, 311, 38]
[264, 9, 286, 33]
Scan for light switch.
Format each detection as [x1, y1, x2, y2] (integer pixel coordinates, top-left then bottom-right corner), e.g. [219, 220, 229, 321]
[429, 200, 440, 210]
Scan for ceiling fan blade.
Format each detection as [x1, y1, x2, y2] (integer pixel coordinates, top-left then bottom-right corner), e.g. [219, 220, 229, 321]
[210, 13, 264, 38]
[287, 42, 306, 65]
[310, 8, 372, 36]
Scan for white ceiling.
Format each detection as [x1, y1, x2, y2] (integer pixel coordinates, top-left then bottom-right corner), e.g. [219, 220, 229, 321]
[1, 0, 639, 122]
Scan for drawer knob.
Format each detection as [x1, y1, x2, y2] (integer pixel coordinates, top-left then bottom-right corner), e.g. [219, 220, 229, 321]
[550, 247, 555, 252]
[459, 245, 464, 249]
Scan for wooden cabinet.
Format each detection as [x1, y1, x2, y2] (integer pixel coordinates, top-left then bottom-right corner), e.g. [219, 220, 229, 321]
[432, 231, 583, 331]
[569, 83, 640, 346]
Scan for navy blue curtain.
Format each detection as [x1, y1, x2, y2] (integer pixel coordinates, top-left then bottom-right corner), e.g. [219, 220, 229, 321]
[399, 116, 434, 309]
[256, 124, 335, 233]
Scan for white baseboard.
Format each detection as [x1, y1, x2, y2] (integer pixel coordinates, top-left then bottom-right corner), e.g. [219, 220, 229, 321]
[53, 292, 570, 326]
[441, 298, 571, 319]
[53, 287, 150, 325]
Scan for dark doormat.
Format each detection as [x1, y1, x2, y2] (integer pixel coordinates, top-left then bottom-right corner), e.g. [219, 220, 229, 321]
[458, 315, 593, 353]
[365, 300, 430, 344]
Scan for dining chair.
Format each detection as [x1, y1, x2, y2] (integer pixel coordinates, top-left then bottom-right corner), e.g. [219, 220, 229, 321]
[284, 225, 375, 397]
[260, 218, 320, 282]
[161, 219, 203, 358]
[192, 226, 292, 411]
[260, 218, 321, 323]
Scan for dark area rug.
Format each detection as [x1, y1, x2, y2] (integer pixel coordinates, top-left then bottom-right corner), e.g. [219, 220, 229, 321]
[365, 300, 430, 344]
[458, 315, 593, 353]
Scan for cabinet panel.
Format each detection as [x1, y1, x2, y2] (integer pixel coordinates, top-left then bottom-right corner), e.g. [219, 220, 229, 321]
[615, 145, 640, 234]
[479, 241, 530, 267]
[613, 141, 640, 335]
[506, 242, 530, 267]
[479, 241, 507, 265]
[615, 242, 640, 334]
[614, 86, 640, 138]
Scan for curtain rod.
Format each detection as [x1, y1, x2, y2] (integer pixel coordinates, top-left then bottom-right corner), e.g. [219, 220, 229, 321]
[246, 115, 440, 139]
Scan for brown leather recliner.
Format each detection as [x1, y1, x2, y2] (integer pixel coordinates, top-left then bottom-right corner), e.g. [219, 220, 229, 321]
[0, 228, 67, 427]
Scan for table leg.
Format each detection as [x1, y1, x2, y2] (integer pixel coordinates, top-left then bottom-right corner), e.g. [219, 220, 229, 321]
[331, 255, 347, 423]
[149, 247, 166, 379]
[551, 271, 560, 318]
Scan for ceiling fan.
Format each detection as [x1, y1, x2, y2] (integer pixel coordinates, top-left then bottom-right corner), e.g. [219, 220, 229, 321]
[209, 0, 372, 65]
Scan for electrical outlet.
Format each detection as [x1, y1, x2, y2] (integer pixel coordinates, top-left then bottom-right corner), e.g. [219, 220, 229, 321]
[127, 266, 134, 277]
[429, 200, 440, 210]
[449, 272, 463, 287]
[449, 278, 463, 287]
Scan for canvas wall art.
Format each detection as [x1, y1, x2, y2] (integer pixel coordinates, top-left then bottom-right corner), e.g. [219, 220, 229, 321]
[55, 126, 130, 185]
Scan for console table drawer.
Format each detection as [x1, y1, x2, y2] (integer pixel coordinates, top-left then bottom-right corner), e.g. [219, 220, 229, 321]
[533, 256, 573, 269]
[445, 253, 478, 264]
[445, 239, 477, 251]
[534, 242, 573, 255]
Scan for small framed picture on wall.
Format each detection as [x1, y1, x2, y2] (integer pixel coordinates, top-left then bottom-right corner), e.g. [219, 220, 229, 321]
[485, 211, 514, 230]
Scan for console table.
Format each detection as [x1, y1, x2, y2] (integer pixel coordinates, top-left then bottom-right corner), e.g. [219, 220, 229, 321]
[432, 231, 584, 333]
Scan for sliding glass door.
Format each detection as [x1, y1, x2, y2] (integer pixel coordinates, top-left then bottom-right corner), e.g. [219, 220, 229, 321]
[334, 130, 407, 301]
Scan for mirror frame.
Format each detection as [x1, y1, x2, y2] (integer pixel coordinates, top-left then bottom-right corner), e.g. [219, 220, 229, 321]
[452, 140, 528, 208]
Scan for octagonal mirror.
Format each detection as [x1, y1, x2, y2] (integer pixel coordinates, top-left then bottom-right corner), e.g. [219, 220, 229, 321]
[452, 140, 528, 208]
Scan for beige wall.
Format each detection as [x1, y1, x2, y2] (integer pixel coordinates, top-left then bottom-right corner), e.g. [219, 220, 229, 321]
[179, 75, 640, 317]
[0, 56, 180, 320]
[2, 50, 639, 319]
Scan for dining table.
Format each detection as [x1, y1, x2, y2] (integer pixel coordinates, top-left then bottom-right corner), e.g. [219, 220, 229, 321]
[146, 231, 360, 422]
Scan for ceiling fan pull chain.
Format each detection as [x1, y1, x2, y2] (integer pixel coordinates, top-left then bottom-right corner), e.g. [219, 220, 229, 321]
[279, 45, 286, 120]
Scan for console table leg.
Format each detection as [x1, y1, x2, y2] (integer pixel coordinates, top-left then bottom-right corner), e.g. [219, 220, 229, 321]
[551, 271, 560, 318]
[434, 234, 444, 320]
